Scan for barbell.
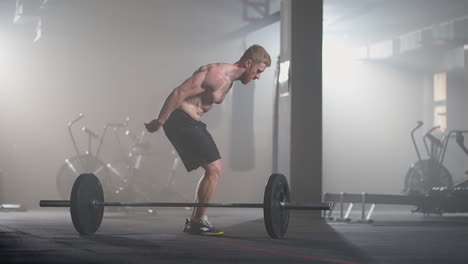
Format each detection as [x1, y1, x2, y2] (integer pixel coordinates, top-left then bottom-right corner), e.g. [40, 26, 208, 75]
[40, 173, 330, 239]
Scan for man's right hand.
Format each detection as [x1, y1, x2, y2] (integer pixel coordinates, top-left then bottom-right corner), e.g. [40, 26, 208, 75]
[144, 119, 164, 133]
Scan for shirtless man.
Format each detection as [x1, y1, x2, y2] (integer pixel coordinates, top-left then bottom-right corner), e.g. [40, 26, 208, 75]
[144, 45, 271, 235]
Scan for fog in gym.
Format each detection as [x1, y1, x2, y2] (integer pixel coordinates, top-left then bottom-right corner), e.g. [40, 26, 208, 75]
[0, 0, 460, 204]
[1, 0, 468, 208]
[0, 0, 283, 207]
[3, 0, 468, 263]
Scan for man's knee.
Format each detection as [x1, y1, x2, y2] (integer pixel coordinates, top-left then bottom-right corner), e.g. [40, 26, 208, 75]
[202, 160, 222, 180]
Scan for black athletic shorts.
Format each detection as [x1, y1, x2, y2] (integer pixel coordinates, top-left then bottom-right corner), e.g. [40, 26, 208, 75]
[163, 108, 221, 172]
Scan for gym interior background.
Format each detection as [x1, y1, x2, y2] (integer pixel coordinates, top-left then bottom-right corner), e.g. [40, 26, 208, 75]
[0, 0, 467, 210]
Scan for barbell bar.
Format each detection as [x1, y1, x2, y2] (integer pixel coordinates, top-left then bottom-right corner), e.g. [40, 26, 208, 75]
[40, 173, 330, 239]
[40, 201, 329, 210]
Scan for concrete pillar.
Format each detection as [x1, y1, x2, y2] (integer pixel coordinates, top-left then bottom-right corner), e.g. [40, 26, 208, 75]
[283, 0, 323, 206]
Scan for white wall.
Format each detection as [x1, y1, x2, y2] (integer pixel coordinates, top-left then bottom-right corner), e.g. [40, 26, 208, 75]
[323, 58, 425, 194]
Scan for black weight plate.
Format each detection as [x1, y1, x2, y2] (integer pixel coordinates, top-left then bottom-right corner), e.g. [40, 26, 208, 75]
[70, 173, 104, 235]
[263, 173, 290, 239]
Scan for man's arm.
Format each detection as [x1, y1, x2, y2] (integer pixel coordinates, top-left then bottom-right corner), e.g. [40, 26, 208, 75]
[145, 69, 207, 132]
[157, 71, 206, 123]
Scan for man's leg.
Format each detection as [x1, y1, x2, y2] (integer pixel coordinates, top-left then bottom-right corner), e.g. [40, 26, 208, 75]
[191, 159, 222, 220]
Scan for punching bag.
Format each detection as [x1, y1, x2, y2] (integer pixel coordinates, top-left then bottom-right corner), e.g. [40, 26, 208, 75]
[229, 81, 255, 171]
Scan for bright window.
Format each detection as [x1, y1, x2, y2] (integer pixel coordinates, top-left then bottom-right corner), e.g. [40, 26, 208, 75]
[433, 72, 447, 131]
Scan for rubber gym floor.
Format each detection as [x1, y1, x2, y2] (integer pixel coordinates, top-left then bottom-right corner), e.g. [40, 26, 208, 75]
[1, 206, 468, 264]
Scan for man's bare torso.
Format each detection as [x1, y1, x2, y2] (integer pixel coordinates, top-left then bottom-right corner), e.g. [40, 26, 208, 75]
[179, 63, 234, 120]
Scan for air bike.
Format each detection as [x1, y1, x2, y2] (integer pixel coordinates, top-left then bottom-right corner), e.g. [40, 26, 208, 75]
[323, 121, 468, 222]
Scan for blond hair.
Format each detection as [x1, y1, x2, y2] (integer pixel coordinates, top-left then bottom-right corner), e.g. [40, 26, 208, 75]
[239, 44, 271, 67]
